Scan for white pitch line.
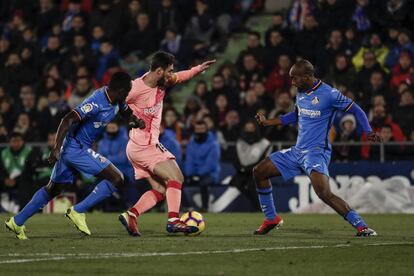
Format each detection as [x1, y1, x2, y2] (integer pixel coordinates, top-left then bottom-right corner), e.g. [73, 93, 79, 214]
[0, 242, 413, 264]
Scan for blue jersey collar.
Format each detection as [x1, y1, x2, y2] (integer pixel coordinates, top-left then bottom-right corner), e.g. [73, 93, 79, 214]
[301, 79, 322, 95]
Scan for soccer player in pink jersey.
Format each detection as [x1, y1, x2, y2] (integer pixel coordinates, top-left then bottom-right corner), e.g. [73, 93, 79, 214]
[119, 51, 215, 236]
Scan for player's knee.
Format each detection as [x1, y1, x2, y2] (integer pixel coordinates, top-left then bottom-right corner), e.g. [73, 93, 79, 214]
[45, 181, 63, 197]
[112, 173, 125, 188]
[166, 171, 184, 183]
[315, 188, 333, 202]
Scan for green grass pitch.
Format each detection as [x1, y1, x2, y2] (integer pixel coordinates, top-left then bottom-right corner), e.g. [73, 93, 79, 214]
[1, 213, 413, 275]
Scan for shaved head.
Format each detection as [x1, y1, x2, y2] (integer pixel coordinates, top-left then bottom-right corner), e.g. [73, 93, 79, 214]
[289, 59, 317, 90]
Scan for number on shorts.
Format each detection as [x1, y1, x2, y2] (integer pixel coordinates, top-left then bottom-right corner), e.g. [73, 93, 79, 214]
[156, 143, 167, 153]
[87, 148, 100, 159]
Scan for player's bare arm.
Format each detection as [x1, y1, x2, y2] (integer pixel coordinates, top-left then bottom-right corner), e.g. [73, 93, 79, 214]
[48, 110, 81, 164]
[255, 112, 282, 127]
[169, 59, 217, 86]
[119, 106, 146, 129]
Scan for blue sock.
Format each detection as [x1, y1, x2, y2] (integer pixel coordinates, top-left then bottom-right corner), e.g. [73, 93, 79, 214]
[14, 187, 51, 226]
[345, 209, 367, 229]
[74, 180, 117, 213]
[257, 186, 277, 220]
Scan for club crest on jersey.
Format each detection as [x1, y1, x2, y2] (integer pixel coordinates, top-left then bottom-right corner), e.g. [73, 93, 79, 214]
[81, 103, 93, 113]
[311, 97, 319, 105]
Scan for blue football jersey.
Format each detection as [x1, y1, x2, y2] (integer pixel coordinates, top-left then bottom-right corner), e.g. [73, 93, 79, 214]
[66, 87, 127, 148]
[295, 80, 353, 150]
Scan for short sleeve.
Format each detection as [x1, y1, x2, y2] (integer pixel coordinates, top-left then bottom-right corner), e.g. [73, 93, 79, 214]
[74, 99, 100, 120]
[330, 89, 354, 111]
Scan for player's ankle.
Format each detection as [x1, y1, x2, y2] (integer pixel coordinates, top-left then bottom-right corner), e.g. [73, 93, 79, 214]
[128, 208, 139, 218]
[168, 212, 179, 219]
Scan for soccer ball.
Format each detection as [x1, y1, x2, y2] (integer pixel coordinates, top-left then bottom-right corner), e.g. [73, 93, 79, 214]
[180, 211, 206, 236]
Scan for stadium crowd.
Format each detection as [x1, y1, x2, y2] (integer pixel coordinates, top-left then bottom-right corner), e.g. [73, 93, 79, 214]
[0, 0, 414, 211]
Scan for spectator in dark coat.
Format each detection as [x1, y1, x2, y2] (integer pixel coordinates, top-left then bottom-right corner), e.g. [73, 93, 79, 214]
[185, 120, 220, 211]
[90, 0, 124, 42]
[392, 89, 414, 138]
[236, 31, 266, 71]
[385, 28, 414, 68]
[0, 52, 34, 96]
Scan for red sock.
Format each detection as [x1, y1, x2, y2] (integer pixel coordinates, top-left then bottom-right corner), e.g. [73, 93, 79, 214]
[129, 189, 164, 217]
[166, 180, 182, 219]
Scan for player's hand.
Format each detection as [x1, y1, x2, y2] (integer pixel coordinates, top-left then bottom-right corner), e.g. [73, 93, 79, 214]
[129, 115, 145, 129]
[48, 146, 61, 164]
[367, 132, 382, 143]
[199, 60, 216, 72]
[255, 112, 267, 126]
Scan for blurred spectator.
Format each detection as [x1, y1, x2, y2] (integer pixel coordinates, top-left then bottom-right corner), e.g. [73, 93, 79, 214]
[95, 40, 120, 83]
[193, 80, 208, 104]
[265, 12, 292, 45]
[230, 120, 271, 210]
[219, 110, 241, 143]
[61, 0, 83, 32]
[0, 132, 37, 210]
[392, 89, 414, 138]
[288, 0, 316, 31]
[163, 107, 184, 142]
[90, 0, 124, 42]
[0, 52, 34, 96]
[325, 54, 356, 88]
[265, 54, 292, 94]
[212, 94, 230, 128]
[293, 14, 322, 64]
[241, 90, 261, 122]
[344, 24, 361, 56]
[184, 120, 220, 211]
[239, 53, 264, 92]
[385, 28, 414, 68]
[38, 35, 65, 72]
[319, 29, 345, 76]
[90, 25, 105, 55]
[252, 81, 273, 112]
[217, 62, 239, 91]
[67, 77, 94, 108]
[351, 0, 373, 33]
[63, 14, 87, 46]
[98, 121, 133, 181]
[264, 29, 294, 73]
[160, 28, 184, 65]
[184, 0, 215, 60]
[0, 37, 11, 69]
[359, 70, 389, 109]
[121, 12, 158, 58]
[390, 50, 412, 91]
[154, 0, 182, 36]
[236, 31, 265, 71]
[0, 97, 16, 129]
[159, 125, 182, 168]
[370, 124, 401, 161]
[13, 113, 40, 142]
[266, 91, 296, 141]
[206, 74, 239, 110]
[38, 89, 70, 137]
[352, 32, 389, 71]
[317, 0, 353, 32]
[372, 0, 412, 29]
[0, 115, 8, 142]
[354, 50, 386, 97]
[362, 104, 404, 159]
[62, 34, 96, 78]
[183, 96, 203, 130]
[36, 0, 60, 39]
[331, 114, 360, 161]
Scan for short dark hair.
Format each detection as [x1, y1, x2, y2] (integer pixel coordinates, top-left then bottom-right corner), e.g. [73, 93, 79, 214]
[150, 51, 175, 71]
[9, 132, 24, 140]
[248, 31, 261, 40]
[108, 71, 131, 92]
[294, 59, 315, 76]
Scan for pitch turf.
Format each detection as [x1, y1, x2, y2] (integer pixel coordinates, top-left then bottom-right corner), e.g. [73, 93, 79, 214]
[0, 213, 413, 275]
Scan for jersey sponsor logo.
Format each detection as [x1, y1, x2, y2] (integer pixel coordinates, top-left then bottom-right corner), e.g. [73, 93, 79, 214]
[81, 103, 94, 113]
[93, 122, 103, 128]
[297, 106, 321, 118]
[143, 102, 162, 115]
[311, 96, 319, 105]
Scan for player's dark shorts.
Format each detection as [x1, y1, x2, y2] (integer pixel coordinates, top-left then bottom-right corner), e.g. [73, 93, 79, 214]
[269, 147, 331, 181]
[51, 141, 111, 184]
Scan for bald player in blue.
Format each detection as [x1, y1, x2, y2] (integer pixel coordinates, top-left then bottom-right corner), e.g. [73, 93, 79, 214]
[253, 59, 382, 237]
[5, 72, 145, 239]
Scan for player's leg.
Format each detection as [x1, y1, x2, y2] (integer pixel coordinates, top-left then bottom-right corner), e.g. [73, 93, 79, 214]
[252, 157, 284, 235]
[309, 171, 377, 236]
[5, 158, 72, 240]
[153, 159, 198, 234]
[119, 176, 165, 236]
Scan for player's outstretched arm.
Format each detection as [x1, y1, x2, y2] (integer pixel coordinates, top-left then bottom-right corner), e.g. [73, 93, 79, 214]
[347, 103, 382, 143]
[170, 59, 216, 86]
[255, 109, 298, 127]
[48, 110, 81, 164]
